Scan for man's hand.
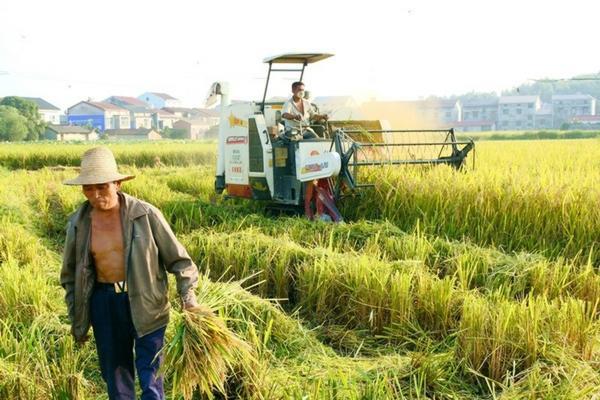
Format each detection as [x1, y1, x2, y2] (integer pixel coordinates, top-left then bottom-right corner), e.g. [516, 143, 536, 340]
[70, 325, 89, 346]
[294, 114, 302, 121]
[75, 333, 89, 346]
[183, 300, 198, 310]
[182, 290, 199, 310]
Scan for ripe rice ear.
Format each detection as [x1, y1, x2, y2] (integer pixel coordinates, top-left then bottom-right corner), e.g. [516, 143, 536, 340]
[160, 305, 259, 400]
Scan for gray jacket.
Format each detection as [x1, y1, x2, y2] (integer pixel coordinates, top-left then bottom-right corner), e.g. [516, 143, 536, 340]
[60, 192, 198, 341]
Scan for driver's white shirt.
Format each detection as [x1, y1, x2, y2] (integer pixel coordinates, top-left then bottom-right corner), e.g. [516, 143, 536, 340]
[282, 97, 316, 130]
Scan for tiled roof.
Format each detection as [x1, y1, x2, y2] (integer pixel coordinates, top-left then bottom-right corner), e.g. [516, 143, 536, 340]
[162, 107, 194, 113]
[462, 100, 499, 108]
[87, 101, 127, 111]
[552, 94, 596, 101]
[152, 109, 177, 117]
[46, 124, 94, 133]
[499, 96, 539, 104]
[110, 96, 149, 106]
[16, 97, 60, 110]
[149, 92, 177, 100]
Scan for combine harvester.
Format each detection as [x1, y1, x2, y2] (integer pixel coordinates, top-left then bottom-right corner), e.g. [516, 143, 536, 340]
[206, 53, 474, 221]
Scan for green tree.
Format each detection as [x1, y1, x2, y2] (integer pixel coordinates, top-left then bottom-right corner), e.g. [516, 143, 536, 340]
[0, 96, 46, 140]
[0, 106, 29, 141]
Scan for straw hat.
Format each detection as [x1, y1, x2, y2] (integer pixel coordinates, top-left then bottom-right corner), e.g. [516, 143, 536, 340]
[63, 146, 135, 185]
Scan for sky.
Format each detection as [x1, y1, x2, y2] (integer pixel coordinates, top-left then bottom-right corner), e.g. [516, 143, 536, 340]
[0, 0, 598, 111]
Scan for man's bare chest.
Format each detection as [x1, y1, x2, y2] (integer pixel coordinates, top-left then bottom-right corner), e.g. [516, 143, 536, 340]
[90, 213, 124, 261]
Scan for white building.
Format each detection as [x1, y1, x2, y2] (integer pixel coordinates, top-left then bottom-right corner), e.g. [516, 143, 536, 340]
[454, 120, 496, 132]
[16, 97, 61, 124]
[163, 108, 219, 125]
[138, 92, 180, 109]
[497, 96, 540, 130]
[152, 109, 179, 129]
[172, 110, 219, 139]
[551, 94, 596, 128]
[45, 125, 98, 141]
[461, 100, 498, 122]
[105, 96, 153, 129]
[534, 103, 553, 129]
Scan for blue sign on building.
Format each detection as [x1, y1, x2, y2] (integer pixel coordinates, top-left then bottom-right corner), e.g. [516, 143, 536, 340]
[67, 115, 105, 131]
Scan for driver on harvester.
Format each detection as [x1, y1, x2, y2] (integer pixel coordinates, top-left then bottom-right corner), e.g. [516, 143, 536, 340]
[281, 81, 328, 140]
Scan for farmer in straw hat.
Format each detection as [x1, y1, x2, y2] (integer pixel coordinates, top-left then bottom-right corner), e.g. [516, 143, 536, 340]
[60, 146, 199, 399]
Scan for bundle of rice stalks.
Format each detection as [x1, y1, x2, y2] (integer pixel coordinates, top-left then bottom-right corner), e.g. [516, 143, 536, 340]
[160, 288, 261, 399]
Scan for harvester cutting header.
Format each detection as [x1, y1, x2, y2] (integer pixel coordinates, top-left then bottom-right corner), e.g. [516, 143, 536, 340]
[206, 53, 474, 221]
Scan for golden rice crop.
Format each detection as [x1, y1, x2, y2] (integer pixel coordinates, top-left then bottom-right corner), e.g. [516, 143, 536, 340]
[2, 139, 600, 399]
[161, 305, 256, 399]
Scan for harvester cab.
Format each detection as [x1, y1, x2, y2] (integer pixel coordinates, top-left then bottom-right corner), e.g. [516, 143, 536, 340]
[207, 53, 474, 221]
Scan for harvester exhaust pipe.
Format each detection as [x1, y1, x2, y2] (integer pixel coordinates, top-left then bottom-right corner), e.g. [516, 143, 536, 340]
[206, 82, 230, 193]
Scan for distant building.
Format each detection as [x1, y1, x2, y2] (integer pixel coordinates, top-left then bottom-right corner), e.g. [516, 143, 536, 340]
[193, 108, 220, 126]
[127, 107, 153, 129]
[172, 118, 216, 140]
[461, 100, 498, 122]
[138, 92, 179, 109]
[161, 107, 218, 122]
[24, 97, 62, 124]
[105, 96, 153, 129]
[497, 96, 540, 130]
[551, 94, 596, 128]
[570, 115, 600, 129]
[454, 100, 498, 131]
[534, 103, 553, 129]
[152, 109, 179, 130]
[313, 96, 364, 120]
[454, 120, 496, 132]
[1, 97, 62, 124]
[44, 124, 97, 141]
[104, 128, 162, 141]
[165, 108, 219, 137]
[162, 107, 197, 119]
[67, 101, 130, 132]
[420, 99, 462, 125]
[572, 115, 600, 124]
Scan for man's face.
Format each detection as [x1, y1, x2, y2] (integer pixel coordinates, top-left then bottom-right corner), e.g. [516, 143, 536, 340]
[293, 84, 305, 99]
[82, 182, 121, 211]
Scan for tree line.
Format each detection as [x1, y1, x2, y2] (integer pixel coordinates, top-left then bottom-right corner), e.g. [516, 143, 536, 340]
[0, 97, 46, 141]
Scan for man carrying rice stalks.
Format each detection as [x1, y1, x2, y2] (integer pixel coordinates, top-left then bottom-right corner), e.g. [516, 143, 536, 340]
[60, 146, 200, 399]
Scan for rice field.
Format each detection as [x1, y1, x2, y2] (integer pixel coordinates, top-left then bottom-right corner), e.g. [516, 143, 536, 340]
[0, 138, 599, 399]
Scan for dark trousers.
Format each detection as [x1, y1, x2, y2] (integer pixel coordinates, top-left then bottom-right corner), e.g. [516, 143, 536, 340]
[90, 285, 166, 400]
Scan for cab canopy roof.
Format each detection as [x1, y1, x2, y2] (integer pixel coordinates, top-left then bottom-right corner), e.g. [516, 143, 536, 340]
[263, 53, 334, 64]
